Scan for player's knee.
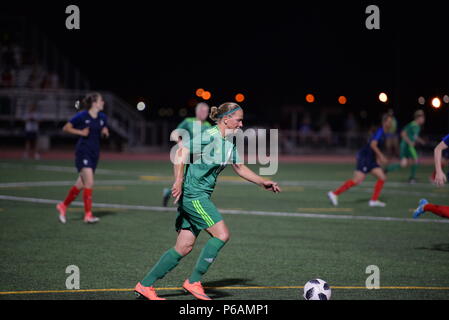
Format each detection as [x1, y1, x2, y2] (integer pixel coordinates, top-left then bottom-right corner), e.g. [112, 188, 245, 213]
[216, 230, 230, 243]
[176, 243, 193, 257]
[84, 181, 94, 188]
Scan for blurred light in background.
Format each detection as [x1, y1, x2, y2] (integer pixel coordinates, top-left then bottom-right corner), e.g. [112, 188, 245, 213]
[338, 96, 347, 105]
[379, 92, 388, 103]
[235, 93, 245, 103]
[196, 88, 205, 97]
[443, 95, 449, 104]
[306, 94, 315, 103]
[431, 97, 442, 109]
[137, 101, 146, 111]
[202, 91, 211, 100]
[418, 96, 426, 105]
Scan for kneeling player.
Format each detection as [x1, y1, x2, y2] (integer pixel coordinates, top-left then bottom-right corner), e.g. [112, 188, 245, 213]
[414, 134, 449, 219]
[328, 114, 393, 207]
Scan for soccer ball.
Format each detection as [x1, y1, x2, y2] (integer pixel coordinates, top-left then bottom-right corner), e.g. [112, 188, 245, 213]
[303, 279, 331, 300]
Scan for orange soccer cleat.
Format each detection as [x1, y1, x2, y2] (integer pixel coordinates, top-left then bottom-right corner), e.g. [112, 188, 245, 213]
[134, 283, 166, 300]
[56, 202, 67, 224]
[83, 212, 100, 224]
[182, 279, 212, 300]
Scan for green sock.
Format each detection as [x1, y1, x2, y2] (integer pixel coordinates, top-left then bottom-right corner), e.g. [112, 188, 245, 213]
[386, 163, 401, 172]
[189, 237, 226, 283]
[410, 164, 418, 179]
[141, 248, 183, 287]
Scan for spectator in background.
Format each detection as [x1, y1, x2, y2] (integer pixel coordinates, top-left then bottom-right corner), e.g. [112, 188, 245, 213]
[385, 109, 399, 157]
[345, 112, 359, 148]
[317, 121, 332, 146]
[27, 64, 44, 89]
[41, 72, 60, 90]
[299, 113, 314, 145]
[23, 104, 40, 160]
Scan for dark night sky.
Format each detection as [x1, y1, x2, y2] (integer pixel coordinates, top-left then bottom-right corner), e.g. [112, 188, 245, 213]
[3, 1, 449, 129]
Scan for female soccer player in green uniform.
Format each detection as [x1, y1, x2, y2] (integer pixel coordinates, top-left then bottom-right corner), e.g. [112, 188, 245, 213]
[162, 102, 211, 206]
[386, 110, 425, 183]
[135, 102, 281, 300]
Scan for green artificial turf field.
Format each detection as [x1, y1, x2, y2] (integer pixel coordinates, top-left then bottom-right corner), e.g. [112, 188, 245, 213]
[1, 159, 449, 300]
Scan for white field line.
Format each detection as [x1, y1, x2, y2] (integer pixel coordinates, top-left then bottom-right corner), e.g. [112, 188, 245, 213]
[0, 179, 447, 199]
[1, 194, 448, 224]
[0, 163, 155, 177]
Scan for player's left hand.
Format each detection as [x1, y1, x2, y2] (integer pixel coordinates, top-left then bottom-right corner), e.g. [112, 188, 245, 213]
[435, 170, 447, 187]
[102, 127, 110, 138]
[262, 180, 281, 193]
[172, 180, 183, 204]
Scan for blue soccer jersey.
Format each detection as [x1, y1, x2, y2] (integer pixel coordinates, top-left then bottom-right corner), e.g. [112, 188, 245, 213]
[356, 127, 385, 173]
[69, 111, 107, 172]
[359, 128, 385, 157]
[442, 134, 449, 147]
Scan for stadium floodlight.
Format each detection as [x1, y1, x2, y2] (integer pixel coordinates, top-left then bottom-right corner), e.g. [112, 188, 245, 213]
[306, 94, 315, 103]
[202, 91, 212, 100]
[443, 95, 449, 104]
[235, 93, 245, 103]
[418, 96, 426, 105]
[431, 97, 442, 109]
[196, 88, 205, 97]
[338, 96, 347, 105]
[379, 92, 388, 103]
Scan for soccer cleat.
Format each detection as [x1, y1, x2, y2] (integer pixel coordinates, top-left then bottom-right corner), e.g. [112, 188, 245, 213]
[134, 282, 166, 300]
[84, 212, 100, 224]
[413, 199, 428, 219]
[56, 202, 67, 224]
[369, 200, 386, 207]
[182, 279, 212, 300]
[327, 191, 338, 207]
[162, 188, 171, 207]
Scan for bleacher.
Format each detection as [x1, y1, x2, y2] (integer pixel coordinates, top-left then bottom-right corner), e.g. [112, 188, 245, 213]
[0, 17, 147, 150]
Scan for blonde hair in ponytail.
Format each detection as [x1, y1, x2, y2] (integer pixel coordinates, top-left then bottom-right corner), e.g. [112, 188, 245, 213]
[209, 102, 241, 122]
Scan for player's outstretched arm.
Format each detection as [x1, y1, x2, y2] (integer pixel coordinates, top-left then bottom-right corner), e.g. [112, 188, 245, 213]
[232, 164, 281, 193]
[434, 141, 448, 187]
[62, 122, 89, 137]
[172, 146, 189, 204]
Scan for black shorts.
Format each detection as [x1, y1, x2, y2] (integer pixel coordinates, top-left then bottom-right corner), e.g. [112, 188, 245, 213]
[356, 153, 379, 174]
[25, 131, 37, 141]
[75, 151, 99, 173]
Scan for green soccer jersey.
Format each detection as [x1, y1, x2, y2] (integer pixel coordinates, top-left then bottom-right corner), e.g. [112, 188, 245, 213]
[182, 126, 241, 199]
[402, 121, 421, 143]
[176, 117, 211, 139]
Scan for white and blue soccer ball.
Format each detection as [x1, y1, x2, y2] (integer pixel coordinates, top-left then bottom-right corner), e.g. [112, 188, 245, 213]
[303, 279, 332, 300]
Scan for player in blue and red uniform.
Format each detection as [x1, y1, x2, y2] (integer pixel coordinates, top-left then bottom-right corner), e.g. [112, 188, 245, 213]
[56, 92, 109, 224]
[414, 134, 449, 219]
[327, 114, 393, 207]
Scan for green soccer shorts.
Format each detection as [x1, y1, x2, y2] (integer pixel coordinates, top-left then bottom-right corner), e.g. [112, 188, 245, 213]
[175, 197, 223, 237]
[400, 142, 418, 160]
